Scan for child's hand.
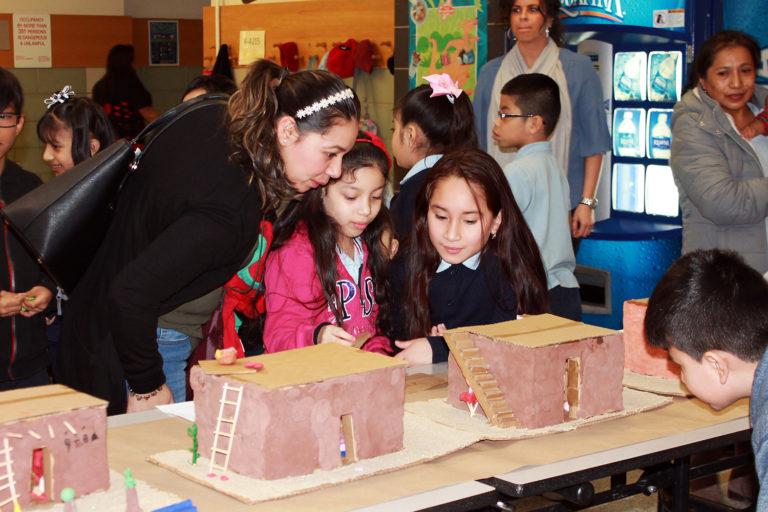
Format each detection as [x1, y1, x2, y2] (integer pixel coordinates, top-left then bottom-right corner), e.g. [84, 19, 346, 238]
[387, 238, 399, 259]
[429, 323, 446, 336]
[19, 286, 53, 317]
[739, 116, 766, 140]
[0, 291, 25, 317]
[215, 347, 238, 365]
[318, 325, 355, 346]
[380, 228, 399, 260]
[394, 338, 433, 365]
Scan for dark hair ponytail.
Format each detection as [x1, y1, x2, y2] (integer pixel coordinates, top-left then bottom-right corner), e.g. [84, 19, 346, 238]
[228, 59, 360, 215]
[395, 84, 478, 155]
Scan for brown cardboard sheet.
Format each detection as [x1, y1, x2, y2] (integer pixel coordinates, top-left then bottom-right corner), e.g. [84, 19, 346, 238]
[0, 384, 106, 423]
[623, 368, 689, 397]
[449, 314, 618, 348]
[107, 376, 748, 512]
[34, 469, 180, 512]
[198, 343, 407, 389]
[149, 388, 668, 504]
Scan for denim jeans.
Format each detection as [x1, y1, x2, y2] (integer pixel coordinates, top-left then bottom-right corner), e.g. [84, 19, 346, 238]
[157, 328, 192, 403]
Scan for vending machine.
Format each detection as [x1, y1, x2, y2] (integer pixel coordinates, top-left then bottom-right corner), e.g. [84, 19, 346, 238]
[558, 1, 721, 328]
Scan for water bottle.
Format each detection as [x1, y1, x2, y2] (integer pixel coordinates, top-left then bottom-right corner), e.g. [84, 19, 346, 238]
[649, 113, 672, 159]
[649, 55, 676, 102]
[616, 54, 640, 101]
[617, 112, 638, 157]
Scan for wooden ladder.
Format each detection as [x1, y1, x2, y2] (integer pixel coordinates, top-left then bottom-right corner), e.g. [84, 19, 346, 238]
[0, 437, 19, 509]
[445, 333, 518, 428]
[207, 383, 244, 478]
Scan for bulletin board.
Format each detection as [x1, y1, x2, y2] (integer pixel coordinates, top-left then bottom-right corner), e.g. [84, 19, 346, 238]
[408, 0, 487, 99]
[202, 0, 394, 71]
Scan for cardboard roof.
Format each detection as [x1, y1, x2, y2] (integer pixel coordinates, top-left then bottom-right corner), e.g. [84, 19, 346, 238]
[0, 384, 107, 424]
[447, 314, 618, 348]
[199, 343, 408, 390]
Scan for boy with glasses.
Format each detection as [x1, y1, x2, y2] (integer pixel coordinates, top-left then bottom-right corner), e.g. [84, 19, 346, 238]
[0, 68, 54, 389]
[493, 72, 581, 320]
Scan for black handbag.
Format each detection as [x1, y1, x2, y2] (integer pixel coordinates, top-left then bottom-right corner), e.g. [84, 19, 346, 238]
[0, 94, 228, 293]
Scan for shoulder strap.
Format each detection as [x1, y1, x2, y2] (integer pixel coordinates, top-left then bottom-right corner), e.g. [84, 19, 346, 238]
[126, 93, 229, 173]
[131, 93, 229, 145]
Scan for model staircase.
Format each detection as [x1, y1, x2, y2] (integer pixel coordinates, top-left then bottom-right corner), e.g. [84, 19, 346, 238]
[445, 333, 518, 428]
[207, 383, 244, 478]
[0, 437, 19, 508]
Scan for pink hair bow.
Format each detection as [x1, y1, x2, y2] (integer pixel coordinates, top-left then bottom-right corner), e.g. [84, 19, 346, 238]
[423, 73, 463, 104]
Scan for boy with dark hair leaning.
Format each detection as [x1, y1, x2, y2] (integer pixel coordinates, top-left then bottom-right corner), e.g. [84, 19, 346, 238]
[0, 67, 54, 389]
[493, 73, 580, 320]
[645, 249, 768, 508]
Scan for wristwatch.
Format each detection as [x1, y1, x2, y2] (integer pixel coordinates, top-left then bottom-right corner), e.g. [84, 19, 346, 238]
[579, 197, 599, 210]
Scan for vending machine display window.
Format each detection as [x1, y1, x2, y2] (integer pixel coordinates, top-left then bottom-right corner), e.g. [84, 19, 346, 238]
[613, 108, 646, 158]
[613, 52, 647, 101]
[647, 108, 674, 160]
[612, 164, 645, 214]
[645, 165, 679, 217]
[647, 51, 683, 103]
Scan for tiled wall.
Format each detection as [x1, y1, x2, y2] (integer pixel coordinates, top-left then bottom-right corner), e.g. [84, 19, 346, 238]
[7, 65, 202, 181]
[344, 69, 396, 170]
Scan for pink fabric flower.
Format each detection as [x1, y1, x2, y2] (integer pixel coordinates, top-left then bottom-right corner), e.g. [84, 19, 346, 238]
[423, 73, 463, 103]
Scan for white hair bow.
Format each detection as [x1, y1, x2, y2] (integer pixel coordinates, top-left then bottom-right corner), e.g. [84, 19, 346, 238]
[44, 85, 75, 109]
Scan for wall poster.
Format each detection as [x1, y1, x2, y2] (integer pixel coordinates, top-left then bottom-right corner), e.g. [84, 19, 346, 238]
[408, 0, 487, 99]
[13, 14, 51, 68]
[148, 20, 179, 66]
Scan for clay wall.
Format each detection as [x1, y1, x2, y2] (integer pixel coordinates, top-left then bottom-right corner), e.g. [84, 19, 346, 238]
[0, 406, 108, 508]
[191, 365, 406, 480]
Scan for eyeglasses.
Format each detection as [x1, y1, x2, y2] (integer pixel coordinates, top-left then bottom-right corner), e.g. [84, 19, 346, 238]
[0, 113, 21, 128]
[497, 111, 534, 120]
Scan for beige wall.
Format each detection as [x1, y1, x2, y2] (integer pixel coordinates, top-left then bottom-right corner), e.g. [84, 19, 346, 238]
[3, 0, 207, 18]
[213, 0, 307, 4]
[7, 65, 203, 181]
[126, 0, 207, 20]
[1, 0, 123, 15]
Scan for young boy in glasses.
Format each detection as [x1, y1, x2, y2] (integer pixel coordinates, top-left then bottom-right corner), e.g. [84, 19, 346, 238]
[492, 72, 580, 320]
[0, 67, 54, 389]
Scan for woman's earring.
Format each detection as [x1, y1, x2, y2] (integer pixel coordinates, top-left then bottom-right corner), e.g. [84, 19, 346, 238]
[491, 232, 497, 240]
[545, 26, 550, 39]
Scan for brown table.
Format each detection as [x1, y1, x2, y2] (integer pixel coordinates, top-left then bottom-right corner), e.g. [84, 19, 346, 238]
[106, 370, 750, 512]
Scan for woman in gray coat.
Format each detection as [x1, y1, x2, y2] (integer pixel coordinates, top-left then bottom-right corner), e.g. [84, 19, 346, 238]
[671, 30, 768, 273]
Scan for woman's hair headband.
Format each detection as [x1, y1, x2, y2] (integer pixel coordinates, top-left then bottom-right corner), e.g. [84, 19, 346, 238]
[423, 73, 463, 104]
[356, 131, 392, 169]
[44, 85, 75, 109]
[295, 89, 354, 119]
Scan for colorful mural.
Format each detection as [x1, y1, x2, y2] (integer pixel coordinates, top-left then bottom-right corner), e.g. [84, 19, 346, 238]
[408, 0, 487, 99]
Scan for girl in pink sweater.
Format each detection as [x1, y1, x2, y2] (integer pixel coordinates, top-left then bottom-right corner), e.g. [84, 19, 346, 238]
[264, 132, 393, 354]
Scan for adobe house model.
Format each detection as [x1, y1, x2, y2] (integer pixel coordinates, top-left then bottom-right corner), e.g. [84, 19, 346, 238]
[623, 299, 681, 380]
[190, 343, 408, 480]
[444, 315, 624, 429]
[0, 384, 109, 509]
